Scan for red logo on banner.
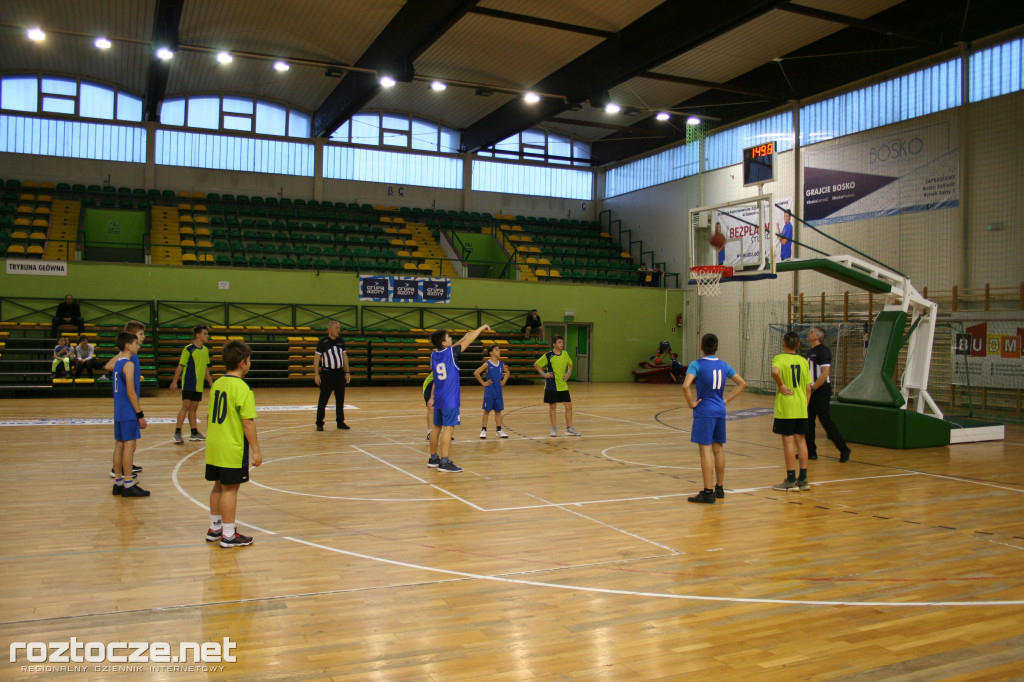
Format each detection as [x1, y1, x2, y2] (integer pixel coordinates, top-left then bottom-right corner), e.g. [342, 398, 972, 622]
[966, 323, 986, 357]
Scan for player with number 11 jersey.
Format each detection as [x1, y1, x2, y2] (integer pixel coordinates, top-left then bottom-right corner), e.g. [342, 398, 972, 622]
[687, 355, 737, 418]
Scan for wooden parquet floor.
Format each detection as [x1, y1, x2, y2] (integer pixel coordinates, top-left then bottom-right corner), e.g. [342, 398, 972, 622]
[1, 383, 1022, 681]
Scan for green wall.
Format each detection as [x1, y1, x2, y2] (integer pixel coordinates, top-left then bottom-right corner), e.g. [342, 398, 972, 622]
[0, 260, 688, 381]
[459, 232, 509, 279]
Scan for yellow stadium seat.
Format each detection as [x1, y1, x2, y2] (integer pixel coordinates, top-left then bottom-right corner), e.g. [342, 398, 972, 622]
[6, 244, 26, 255]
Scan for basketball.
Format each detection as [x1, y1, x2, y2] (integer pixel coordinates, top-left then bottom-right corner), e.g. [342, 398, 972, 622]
[709, 232, 726, 250]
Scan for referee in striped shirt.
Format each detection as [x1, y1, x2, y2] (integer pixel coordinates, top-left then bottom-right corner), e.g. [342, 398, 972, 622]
[314, 320, 351, 431]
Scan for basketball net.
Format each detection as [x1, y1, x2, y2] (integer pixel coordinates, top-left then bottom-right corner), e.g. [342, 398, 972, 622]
[690, 265, 731, 297]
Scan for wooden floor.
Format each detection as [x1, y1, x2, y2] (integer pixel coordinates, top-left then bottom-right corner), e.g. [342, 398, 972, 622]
[1, 383, 1023, 681]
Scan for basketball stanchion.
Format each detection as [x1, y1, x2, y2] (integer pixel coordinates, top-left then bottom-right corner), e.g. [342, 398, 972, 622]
[690, 265, 732, 297]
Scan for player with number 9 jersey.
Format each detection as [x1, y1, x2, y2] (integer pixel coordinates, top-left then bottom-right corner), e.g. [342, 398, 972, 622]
[206, 375, 256, 469]
[430, 345, 461, 410]
[687, 355, 737, 418]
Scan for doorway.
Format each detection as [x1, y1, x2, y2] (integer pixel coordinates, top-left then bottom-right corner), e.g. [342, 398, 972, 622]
[541, 322, 592, 382]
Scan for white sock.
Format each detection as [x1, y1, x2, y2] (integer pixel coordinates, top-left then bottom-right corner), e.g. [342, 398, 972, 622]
[223, 523, 236, 539]
[210, 515, 223, 529]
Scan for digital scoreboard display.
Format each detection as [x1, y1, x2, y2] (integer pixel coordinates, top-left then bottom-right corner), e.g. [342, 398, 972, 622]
[742, 141, 775, 186]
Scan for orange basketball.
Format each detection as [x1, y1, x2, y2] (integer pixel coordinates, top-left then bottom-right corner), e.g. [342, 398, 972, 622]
[709, 232, 726, 250]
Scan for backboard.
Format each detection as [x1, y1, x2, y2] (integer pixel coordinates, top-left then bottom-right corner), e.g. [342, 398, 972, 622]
[688, 194, 784, 282]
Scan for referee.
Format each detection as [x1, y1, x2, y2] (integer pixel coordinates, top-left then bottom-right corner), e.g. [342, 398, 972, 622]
[314, 320, 351, 431]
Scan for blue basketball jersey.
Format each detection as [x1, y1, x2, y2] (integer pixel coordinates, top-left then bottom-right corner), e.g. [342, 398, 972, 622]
[112, 357, 140, 421]
[483, 360, 504, 399]
[686, 356, 736, 418]
[430, 346, 461, 410]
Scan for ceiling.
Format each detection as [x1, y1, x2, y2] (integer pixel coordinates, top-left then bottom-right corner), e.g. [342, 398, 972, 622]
[2, 0, 1022, 165]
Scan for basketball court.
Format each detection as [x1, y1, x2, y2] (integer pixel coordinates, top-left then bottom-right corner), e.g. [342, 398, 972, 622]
[2, 383, 1022, 679]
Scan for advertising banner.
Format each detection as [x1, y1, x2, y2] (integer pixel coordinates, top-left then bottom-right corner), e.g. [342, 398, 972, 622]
[952, 321, 1024, 389]
[358, 276, 451, 304]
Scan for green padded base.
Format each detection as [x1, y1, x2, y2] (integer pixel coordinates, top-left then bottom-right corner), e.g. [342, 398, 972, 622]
[830, 403, 951, 449]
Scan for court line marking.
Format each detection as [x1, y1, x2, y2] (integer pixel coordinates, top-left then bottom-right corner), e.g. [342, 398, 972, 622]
[285, 536, 1024, 607]
[599, 442, 778, 471]
[352, 445, 487, 511]
[728, 472, 919, 493]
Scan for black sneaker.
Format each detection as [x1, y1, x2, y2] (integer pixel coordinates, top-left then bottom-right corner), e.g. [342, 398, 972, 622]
[337, 423, 350, 430]
[714, 485, 725, 499]
[120, 483, 151, 497]
[206, 528, 223, 542]
[688, 489, 716, 504]
[316, 425, 324, 431]
[839, 447, 851, 463]
[220, 533, 253, 548]
[112, 483, 122, 496]
[427, 455, 441, 468]
[437, 459, 463, 473]
[808, 453, 818, 460]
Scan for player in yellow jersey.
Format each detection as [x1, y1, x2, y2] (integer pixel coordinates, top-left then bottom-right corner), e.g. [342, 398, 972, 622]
[770, 331, 812, 492]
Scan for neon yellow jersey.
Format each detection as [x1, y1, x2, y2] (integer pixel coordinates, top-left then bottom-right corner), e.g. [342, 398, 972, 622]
[536, 351, 573, 392]
[206, 375, 256, 468]
[772, 352, 810, 419]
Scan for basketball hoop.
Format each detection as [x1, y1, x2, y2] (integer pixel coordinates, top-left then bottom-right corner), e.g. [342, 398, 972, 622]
[690, 265, 732, 297]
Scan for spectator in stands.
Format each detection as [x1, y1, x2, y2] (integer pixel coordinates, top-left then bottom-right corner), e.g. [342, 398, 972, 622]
[651, 265, 664, 288]
[314, 320, 351, 431]
[52, 335, 73, 379]
[637, 264, 652, 286]
[51, 294, 85, 338]
[74, 335, 104, 379]
[523, 309, 542, 339]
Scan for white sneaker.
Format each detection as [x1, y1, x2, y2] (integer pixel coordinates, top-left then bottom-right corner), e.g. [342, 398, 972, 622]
[496, 429, 509, 438]
[479, 429, 487, 439]
[566, 426, 582, 436]
[550, 426, 558, 437]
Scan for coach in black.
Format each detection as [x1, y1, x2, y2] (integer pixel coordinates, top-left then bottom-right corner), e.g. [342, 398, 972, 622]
[806, 327, 851, 462]
[314, 320, 351, 431]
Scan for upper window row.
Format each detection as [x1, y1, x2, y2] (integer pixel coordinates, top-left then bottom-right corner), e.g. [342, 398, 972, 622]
[331, 112, 460, 155]
[0, 75, 142, 122]
[159, 95, 310, 139]
[476, 128, 591, 167]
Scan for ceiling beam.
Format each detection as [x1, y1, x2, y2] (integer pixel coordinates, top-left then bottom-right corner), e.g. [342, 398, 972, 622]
[468, 7, 616, 39]
[460, 0, 790, 154]
[776, 3, 937, 47]
[313, 0, 479, 138]
[638, 71, 781, 99]
[144, 0, 184, 121]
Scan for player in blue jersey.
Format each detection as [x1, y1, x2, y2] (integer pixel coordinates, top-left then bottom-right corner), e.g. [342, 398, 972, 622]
[111, 332, 150, 497]
[427, 325, 490, 473]
[474, 344, 510, 439]
[682, 333, 747, 504]
[106, 321, 146, 479]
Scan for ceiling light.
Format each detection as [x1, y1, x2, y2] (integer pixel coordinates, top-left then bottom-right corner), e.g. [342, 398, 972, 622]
[605, 102, 621, 114]
[216, 51, 233, 64]
[27, 27, 46, 41]
[273, 60, 289, 72]
[656, 112, 670, 121]
[430, 80, 447, 92]
[379, 76, 396, 88]
[523, 92, 541, 104]
[686, 116, 701, 125]
[94, 37, 112, 49]
[156, 47, 174, 60]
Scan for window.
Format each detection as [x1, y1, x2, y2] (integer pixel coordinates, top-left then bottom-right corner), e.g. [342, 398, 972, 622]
[705, 112, 793, 172]
[0, 74, 141, 121]
[471, 159, 592, 200]
[155, 129, 314, 175]
[159, 95, 310, 138]
[605, 143, 699, 198]
[970, 37, 1024, 102]
[331, 111, 459, 152]
[1, 76, 39, 112]
[0, 114, 145, 162]
[323, 146, 463, 189]
[79, 82, 115, 120]
[476, 127, 592, 166]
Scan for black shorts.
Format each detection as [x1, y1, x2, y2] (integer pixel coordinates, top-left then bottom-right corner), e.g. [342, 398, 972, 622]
[423, 383, 432, 405]
[181, 390, 203, 402]
[206, 454, 250, 485]
[544, 389, 572, 404]
[773, 418, 808, 436]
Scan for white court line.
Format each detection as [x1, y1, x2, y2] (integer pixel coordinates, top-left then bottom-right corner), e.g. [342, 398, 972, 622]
[522, 491, 683, 554]
[729, 471, 920, 494]
[599, 442, 778, 471]
[915, 470, 1024, 494]
[285, 536, 1024, 608]
[351, 445, 487, 511]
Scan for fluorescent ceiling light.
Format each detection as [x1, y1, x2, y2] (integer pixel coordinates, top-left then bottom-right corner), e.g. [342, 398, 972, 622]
[27, 27, 46, 41]
[94, 37, 112, 49]
[686, 116, 701, 125]
[523, 92, 541, 104]
[216, 51, 233, 64]
[656, 112, 670, 121]
[430, 80, 446, 91]
[379, 76, 396, 88]
[273, 61, 289, 72]
[604, 103, 621, 114]
[156, 47, 174, 60]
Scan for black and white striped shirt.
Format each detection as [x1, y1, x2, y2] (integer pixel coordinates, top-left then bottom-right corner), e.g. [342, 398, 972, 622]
[316, 335, 347, 371]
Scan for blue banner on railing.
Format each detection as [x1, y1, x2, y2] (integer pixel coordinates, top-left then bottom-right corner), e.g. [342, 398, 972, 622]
[358, 276, 451, 304]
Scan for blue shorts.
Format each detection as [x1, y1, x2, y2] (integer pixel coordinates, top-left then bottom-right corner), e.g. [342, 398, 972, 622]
[114, 419, 141, 442]
[433, 407, 461, 427]
[483, 392, 504, 412]
[690, 416, 726, 445]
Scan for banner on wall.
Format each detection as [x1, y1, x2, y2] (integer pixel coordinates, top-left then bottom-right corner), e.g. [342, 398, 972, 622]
[803, 120, 959, 225]
[951, 322, 1024, 389]
[358, 275, 451, 304]
[6, 259, 67, 276]
[713, 198, 793, 267]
